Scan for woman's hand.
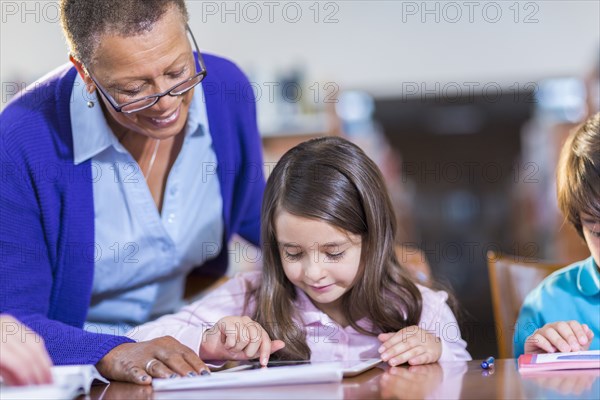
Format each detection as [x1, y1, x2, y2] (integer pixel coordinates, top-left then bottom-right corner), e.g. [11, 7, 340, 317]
[525, 321, 594, 354]
[200, 316, 285, 366]
[378, 325, 442, 366]
[96, 336, 209, 385]
[0, 315, 53, 386]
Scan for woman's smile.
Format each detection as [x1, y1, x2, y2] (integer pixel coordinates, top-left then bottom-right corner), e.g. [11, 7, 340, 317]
[145, 104, 181, 128]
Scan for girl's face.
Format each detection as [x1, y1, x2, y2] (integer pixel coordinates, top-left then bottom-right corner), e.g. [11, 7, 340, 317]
[274, 211, 362, 318]
[581, 212, 600, 268]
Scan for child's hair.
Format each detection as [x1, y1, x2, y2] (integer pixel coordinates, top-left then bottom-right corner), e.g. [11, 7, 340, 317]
[556, 112, 600, 238]
[249, 136, 423, 360]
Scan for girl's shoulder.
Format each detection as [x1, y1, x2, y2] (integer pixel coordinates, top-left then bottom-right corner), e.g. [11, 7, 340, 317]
[413, 284, 462, 329]
[200, 271, 262, 300]
[415, 284, 451, 313]
[226, 270, 262, 289]
[191, 271, 261, 314]
[416, 283, 449, 301]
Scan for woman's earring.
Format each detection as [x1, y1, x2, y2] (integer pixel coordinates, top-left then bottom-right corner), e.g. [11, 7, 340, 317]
[87, 101, 95, 108]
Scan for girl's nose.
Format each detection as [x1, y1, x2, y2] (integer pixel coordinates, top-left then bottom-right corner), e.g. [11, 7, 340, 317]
[304, 260, 326, 282]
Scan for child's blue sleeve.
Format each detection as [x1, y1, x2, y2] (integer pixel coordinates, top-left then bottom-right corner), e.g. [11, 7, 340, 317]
[513, 290, 545, 357]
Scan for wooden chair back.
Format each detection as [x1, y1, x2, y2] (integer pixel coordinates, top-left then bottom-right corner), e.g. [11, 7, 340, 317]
[487, 251, 563, 358]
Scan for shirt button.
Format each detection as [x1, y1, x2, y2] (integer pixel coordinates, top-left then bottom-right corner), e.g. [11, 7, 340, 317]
[170, 186, 178, 196]
[167, 213, 176, 223]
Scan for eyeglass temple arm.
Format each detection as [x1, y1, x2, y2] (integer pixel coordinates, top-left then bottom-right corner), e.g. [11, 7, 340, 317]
[186, 24, 207, 77]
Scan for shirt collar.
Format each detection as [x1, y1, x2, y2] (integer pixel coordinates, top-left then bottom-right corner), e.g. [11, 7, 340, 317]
[70, 73, 206, 165]
[294, 287, 328, 325]
[293, 287, 373, 331]
[577, 256, 600, 296]
[70, 73, 115, 165]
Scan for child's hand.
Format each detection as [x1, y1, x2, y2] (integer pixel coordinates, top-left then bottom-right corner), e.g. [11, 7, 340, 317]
[524, 321, 594, 354]
[377, 325, 442, 366]
[201, 316, 285, 366]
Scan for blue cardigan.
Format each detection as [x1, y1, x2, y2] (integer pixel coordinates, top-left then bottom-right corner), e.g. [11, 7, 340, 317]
[0, 54, 265, 365]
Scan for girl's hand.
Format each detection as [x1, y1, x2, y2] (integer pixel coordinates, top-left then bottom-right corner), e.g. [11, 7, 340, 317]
[379, 363, 444, 399]
[524, 321, 594, 354]
[377, 325, 442, 366]
[201, 316, 285, 366]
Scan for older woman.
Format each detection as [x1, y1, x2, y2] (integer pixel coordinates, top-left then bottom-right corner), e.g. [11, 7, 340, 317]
[0, 0, 263, 384]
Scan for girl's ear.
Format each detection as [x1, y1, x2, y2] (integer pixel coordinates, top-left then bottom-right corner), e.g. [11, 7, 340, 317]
[69, 55, 96, 94]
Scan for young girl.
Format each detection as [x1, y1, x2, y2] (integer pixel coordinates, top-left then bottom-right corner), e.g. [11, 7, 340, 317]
[514, 112, 599, 357]
[129, 137, 470, 369]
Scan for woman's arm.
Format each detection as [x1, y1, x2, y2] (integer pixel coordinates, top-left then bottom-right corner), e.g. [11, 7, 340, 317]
[128, 272, 257, 356]
[0, 119, 208, 383]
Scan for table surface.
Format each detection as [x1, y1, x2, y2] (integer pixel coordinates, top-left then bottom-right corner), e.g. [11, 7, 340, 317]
[89, 359, 600, 399]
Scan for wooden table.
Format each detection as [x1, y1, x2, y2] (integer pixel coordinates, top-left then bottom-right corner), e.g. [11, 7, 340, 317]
[89, 359, 600, 399]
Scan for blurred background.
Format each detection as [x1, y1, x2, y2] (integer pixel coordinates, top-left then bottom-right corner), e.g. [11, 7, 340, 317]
[1, 0, 599, 358]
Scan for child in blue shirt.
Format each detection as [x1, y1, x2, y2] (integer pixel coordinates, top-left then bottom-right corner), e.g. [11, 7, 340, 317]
[514, 112, 600, 356]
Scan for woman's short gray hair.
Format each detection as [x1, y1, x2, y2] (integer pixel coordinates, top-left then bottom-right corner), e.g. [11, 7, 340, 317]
[59, 0, 189, 67]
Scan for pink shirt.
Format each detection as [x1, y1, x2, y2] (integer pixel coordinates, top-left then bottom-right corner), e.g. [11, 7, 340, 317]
[128, 271, 471, 362]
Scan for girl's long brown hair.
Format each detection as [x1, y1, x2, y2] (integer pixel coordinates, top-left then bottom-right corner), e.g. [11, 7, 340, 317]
[248, 137, 423, 360]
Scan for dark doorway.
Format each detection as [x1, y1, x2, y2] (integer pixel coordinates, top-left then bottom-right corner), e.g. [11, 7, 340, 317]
[374, 91, 535, 358]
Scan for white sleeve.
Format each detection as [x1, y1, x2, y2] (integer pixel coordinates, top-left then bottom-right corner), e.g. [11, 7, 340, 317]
[126, 272, 255, 355]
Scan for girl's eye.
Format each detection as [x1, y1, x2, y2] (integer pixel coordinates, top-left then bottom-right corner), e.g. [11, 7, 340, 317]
[284, 251, 303, 261]
[590, 230, 600, 238]
[326, 251, 345, 261]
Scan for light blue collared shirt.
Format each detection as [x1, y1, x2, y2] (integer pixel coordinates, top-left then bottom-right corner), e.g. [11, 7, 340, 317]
[70, 74, 223, 334]
[514, 256, 600, 357]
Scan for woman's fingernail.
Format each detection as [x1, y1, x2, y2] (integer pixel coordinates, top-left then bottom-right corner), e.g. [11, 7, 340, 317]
[580, 336, 588, 344]
[200, 370, 210, 376]
[169, 373, 179, 379]
[141, 375, 149, 382]
[187, 372, 197, 377]
[378, 346, 385, 353]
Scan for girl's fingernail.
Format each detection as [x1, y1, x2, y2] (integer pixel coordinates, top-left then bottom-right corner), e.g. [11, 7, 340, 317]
[169, 373, 179, 379]
[141, 375, 149, 382]
[200, 370, 210, 376]
[378, 346, 385, 353]
[187, 372, 197, 377]
[262, 357, 268, 365]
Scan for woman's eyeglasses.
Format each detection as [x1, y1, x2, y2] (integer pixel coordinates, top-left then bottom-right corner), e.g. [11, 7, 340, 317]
[87, 24, 207, 114]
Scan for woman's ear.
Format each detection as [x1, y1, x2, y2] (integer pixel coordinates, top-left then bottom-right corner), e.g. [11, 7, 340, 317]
[69, 55, 95, 94]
